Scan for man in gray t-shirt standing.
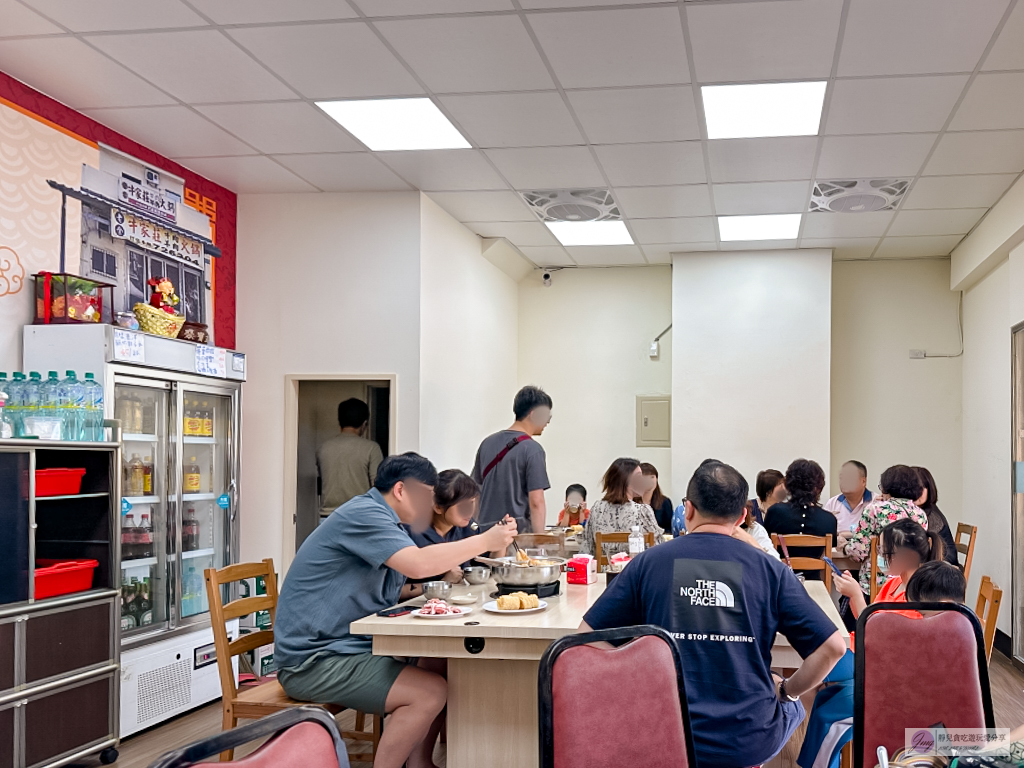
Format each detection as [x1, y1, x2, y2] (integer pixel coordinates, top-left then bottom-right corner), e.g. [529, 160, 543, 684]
[472, 386, 552, 532]
[317, 398, 384, 518]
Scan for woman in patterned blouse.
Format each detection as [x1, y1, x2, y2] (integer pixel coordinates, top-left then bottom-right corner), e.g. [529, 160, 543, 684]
[580, 457, 662, 558]
[843, 464, 929, 593]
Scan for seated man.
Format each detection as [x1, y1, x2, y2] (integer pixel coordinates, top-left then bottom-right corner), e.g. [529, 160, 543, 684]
[274, 452, 517, 768]
[581, 459, 846, 768]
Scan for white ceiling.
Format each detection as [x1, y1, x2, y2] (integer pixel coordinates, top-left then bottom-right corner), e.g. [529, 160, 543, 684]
[2, 0, 1024, 267]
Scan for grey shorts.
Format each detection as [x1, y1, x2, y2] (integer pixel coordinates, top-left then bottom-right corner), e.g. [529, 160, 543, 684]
[278, 652, 409, 716]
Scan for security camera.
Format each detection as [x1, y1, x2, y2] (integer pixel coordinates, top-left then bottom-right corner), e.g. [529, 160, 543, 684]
[542, 272, 552, 287]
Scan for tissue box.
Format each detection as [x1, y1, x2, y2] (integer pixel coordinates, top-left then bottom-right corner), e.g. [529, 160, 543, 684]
[566, 555, 597, 584]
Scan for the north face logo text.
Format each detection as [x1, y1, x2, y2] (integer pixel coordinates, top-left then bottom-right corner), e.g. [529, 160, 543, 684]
[680, 579, 735, 607]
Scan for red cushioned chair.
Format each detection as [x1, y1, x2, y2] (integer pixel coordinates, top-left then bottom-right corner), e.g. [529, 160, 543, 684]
[853, 603, 994, 768]
[147, 706, 349, 768]
[539, 625, 696, 768]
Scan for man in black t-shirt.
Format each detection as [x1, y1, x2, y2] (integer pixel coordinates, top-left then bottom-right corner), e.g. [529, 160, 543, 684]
[582, 459, 846, 768]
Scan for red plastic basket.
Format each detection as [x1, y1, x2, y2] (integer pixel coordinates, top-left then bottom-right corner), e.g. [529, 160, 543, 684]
[35, 468, 87, 496]
[35, 559, 99, 599]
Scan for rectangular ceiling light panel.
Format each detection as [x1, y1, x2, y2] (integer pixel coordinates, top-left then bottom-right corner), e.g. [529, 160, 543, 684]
[718, 213, 802, 241]
[316, 98, 471, 151]
[546, 220, 634, 246]
[702, 82, 827, 140]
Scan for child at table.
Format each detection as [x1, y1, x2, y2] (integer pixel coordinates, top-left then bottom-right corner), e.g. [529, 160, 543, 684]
[556, 484, 589, 527]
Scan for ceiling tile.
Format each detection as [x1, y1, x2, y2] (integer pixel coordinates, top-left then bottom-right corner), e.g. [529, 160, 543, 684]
[273, 153, 411, 191]
[643, 243, 717, 263]
[187, 0, 358, 23]
[629, 217, 715, 244]
[950, 73, 1024, 131]
[816, 134, 936, 179]
[21, 0, 207, 31]
[379, 149, 506, 191]
[484, 146, 605, 188]
[873, 235, 963, 259]
[825, 76, 968, 135]
[925, 130, 1024, 175]
[903, 174, 1016, 209]
[687, 0, 842, 82]
[719, 239, 798, 251]
[983, 0, 1024, 71]
[528, 8, 689, 89]
[176, 155, 315, 193]
[0, 37, 175, 109]
[465, 221, 558, 247]
[615, 185, 712, 219]
[712, 181, 810, 215]
[515, 245, 575, 267]
[595, 142, 706, 187]
[566, 245, 645, 266]
[376, 15, 553, 93]
[887, 208, 986, 236]
[708, 137, 817, 183]
[801, 237, 879, 260]
[801, 211, 894, 238]
[196, 102, 363, 154]
[425, 191, 536, 222]
[567, 86, 700, 144]
[0, 0, 63, 36]
[228, 23, 422, 100]
[838, 0, 1010, 77]
[438, 92, 583, 149]
[354, 0, 513, 13]
[83, 105, 255, 157]
[86, 30, 294, 103]
[522, 0, 656, 6]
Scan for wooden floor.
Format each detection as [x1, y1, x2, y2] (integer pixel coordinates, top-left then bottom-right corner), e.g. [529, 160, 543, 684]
[83, 653, 1024, 768]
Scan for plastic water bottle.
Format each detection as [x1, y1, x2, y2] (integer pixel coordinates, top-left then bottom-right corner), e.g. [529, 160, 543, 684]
[8, 373, 25, 437]
[21, 372, 42, 437]
[0, 377, 12, 439]
[628, 525, 646, 556]
[39, 371, 62, 440]
[82, 373, 104, 441]
[58, 371, 83, 441]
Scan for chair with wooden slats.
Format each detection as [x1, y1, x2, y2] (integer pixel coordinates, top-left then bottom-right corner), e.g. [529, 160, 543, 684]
[770, 534, 833, 591]
[514, 532, 565, 557]
[955, 523, 978, 581]
[974, 575, 1003, 662]
[593, 531, 656, 573]
[204, 560, 381, 762]
[869, 536, 881, 603]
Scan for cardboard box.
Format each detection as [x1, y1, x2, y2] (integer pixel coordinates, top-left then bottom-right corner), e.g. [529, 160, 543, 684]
[566, 555, 596, 584]
[239, 627, 276, 677]
[239, 574, 273, 629]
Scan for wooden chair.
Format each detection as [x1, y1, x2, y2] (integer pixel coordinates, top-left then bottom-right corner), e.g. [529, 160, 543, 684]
[205, 559, 381, 762]
[770, 534, 833, 591]
[593, 531, 656, 573]
[515, 532, 565, 557]
[955, 523, 978, 581]
[975, 575, 1003, 662]
[869, 536, 881, 603]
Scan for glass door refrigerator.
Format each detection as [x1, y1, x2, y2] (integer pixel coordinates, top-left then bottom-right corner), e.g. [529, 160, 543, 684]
[23, 323, 244, 737]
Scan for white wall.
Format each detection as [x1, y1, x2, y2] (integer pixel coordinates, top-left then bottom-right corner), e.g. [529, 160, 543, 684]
[518, 267, 673, 520]
[236, 192, 422, 564]
[419, 195, 518, 474]
[831, 259, 962, 524]
[672, 250, 832, 500]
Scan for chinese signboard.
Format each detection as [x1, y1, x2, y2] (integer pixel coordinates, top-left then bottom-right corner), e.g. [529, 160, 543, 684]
[111, 208, 203, 267]
[118, 177, 177, 222]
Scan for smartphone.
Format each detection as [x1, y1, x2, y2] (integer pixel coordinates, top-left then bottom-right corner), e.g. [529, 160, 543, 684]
[377, 606, 413, 618]
[822, 556, 844, 578]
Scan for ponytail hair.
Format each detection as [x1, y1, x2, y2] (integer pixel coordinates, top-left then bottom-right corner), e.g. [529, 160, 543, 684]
[880, 518, 943, 564]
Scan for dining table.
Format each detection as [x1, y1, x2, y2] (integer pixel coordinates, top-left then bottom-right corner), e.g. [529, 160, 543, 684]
[350, 572, 847, 768]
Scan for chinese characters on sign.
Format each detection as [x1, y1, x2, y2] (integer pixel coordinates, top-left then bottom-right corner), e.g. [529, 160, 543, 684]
[111, 209, 203, 267]
[113, 328, 146, 363]
[118, 177, 177, 222]
[195, 345, 226, 378]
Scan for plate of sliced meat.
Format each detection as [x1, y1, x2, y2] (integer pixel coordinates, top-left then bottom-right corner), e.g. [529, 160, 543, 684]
[412, 599, 473, 619]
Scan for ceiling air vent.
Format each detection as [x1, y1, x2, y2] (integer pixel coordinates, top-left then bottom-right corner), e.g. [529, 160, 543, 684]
[520, 189, 621, 222]
[809, 179, 910, 213]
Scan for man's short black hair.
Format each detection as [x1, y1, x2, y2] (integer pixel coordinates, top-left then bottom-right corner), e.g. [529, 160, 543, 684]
[905, 561, 967, 604]
[513, 386, 553, 421]
[565, 483, 587, 500]
[880, 464, 924, 501]
[374, 452, 438, 494]
[338, 398, 370, 429]
[844, 460, 867, 478]
[686, 460, 748, 521]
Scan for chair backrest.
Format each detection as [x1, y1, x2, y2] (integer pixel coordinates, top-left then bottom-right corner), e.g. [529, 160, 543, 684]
[853, 603, 994, 768]
[538, 625, 695, 768]
[770, 534, 832, 591]
[147, 705, 348, 768]
[974, 576, 1003, 662]
[593, 531, 656, 572]
[955, 523, 978, 581]
[869, 536, 880, 603]
[204, 559, 279, 702]
[517, 533, 565, 557]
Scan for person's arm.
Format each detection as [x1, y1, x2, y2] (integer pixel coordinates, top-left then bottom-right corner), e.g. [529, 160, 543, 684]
[781, 630, 847, 698]
[556, 505, 569, 527]
[835, 571, 869, 617]
[367, 444, 383, 485]
[845, 511, 872, 561]
[528, 489, 547, 532]
[639, 504, 662, 535]
[576, 621, 615, 650]
[386, 522, 516, 579]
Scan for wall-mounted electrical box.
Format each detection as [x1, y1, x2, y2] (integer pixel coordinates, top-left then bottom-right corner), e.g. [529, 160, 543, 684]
[636, 395, 671, 447]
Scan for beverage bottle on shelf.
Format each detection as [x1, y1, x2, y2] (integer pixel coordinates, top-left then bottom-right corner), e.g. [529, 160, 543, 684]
[183, 506, 198, 551]
[142, 456, 154, 495]
[0, 379, 12, 439]
[21, 372, 42, 437]
[39, 371, 62, 439]
[139, 578, 153, 625]
[131, 394, 143, 434]
[81, 373, 104, 442]
[128, 578, 144, 626]
[127, 453, 144, 496]
[201, 401, 213, 437]
[8, 372, 25, 437]
[139, 512, 154, 558]
[628, 525, 645, 556]
[191, 400, 203, 437]
[121, 512, 137, 559]
[183, 401, 194, 437]
[121, 580, 137, 630]
[141, 395, 155, 435]
[183, 456, 201, 495]
[57, 371, 83, 441]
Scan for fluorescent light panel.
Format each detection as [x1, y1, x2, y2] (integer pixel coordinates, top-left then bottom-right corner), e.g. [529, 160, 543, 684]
[702, 82, 827, 140]
[315, 98, 470, 151]
[718, 214, 801, 241]
[546, 220, 634, 246]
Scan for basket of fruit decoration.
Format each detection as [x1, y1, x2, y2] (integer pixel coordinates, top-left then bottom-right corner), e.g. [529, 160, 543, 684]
[134, 276, 186, 338]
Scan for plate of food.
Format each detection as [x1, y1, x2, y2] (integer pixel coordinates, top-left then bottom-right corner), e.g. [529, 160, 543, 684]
[412, 599, 472, 619]
[483, 592, 549, 614]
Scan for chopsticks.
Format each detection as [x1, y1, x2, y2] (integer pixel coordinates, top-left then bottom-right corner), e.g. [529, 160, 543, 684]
[498, 516, 526, 561]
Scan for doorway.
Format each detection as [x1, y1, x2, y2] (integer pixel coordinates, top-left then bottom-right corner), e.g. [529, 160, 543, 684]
[289, 378, 393, 555]
[1012, 325, 1024, 669]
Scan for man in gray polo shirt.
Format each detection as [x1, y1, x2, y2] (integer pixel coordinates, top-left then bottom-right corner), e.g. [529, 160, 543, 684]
[275, 452, 517, 768]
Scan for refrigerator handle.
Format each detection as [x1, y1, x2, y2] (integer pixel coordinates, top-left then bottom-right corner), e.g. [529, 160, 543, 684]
[229, 478, 238, 522]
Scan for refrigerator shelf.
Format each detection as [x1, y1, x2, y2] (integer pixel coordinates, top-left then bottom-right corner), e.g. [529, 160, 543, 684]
[123, 495, 160, 504]
[121, 557, 158, 569]
[183, 436, 216, 444]
[123, 433, 158, 442]
[182, 492, 217, 501]
[35, 492, 110, 501]
[182, 548, 215, 560]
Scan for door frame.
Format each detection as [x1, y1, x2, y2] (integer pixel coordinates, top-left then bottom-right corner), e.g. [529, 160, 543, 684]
[1011, 323, 1024, 671]
[281, 374, 397, 577]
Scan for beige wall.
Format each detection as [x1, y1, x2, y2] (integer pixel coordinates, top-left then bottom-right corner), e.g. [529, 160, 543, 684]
[518, 266, 673, 522]
[831, 259, 963, 525]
